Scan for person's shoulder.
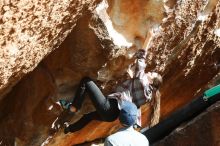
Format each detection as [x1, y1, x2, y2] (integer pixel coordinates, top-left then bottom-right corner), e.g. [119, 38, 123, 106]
[141, 136, 149, 144]
[105, 129, 129, 143]
[133, 130, 149, 142]
[126, 130, 149, 146]
[105, 134, 120, 146]
[106, 131, 120, 141]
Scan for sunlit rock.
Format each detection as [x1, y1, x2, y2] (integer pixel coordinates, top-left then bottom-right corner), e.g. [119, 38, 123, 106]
[0, 0, 219, 145]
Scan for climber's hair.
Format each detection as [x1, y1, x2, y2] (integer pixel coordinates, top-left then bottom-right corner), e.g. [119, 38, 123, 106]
[149, 72, 162, 127]
[151, 72, 163, 90]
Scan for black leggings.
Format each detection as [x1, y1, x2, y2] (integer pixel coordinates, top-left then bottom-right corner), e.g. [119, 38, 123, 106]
[68, 77, 120, 132]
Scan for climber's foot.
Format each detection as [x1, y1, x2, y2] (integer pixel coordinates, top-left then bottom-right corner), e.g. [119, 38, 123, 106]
[64, 126, 70, 134]
[59, 100, 71, 110]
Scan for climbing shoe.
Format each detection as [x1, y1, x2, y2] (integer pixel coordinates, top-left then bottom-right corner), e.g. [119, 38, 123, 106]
[59, 100, 71, 110]
[64, 126, 70, 134]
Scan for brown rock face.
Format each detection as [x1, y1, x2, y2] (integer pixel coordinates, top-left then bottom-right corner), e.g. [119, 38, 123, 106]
[0, 0, 100, 99]
[0, 0, 219, 146]
[107, 0, 165, 44]
[149, 0, 220, 118]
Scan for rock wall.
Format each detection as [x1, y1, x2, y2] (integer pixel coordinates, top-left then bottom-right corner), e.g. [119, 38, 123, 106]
[107, 0, 165, 45]
[149, 0, 220, 118]
[0, 0, 219, 146]
[0, 0, 101, 99]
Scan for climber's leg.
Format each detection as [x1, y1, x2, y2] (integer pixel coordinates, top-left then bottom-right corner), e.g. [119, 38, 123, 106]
[71, 77, 120, 121]
[65, 111, 102, 133]
[59, 77, 89, 111]
[65, 100, 119, 133]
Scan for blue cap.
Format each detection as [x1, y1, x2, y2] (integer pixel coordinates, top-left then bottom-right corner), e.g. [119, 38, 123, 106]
[119, 101, 138, 127]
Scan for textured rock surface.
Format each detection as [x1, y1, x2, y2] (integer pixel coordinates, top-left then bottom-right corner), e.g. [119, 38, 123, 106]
[0, 0, 219, 146]
[148, 0, 220, 118]
[154, 101, 220, 146]
[0, 0, 100, 99]
[107, 0, 165, 46]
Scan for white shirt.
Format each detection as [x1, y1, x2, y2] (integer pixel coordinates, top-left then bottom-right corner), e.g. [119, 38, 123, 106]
[104, 126, 149, 146]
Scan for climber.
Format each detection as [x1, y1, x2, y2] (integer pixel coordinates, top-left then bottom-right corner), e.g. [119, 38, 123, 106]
[58, 48, 163, 134]
[104, 101, 149, 146]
